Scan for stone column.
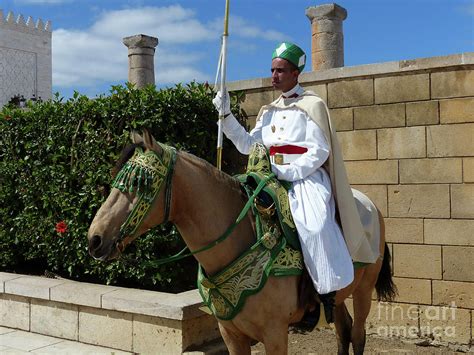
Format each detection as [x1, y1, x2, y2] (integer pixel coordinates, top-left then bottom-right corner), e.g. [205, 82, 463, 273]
[123, 34, 159, 88]
[305, 3, 347, 71]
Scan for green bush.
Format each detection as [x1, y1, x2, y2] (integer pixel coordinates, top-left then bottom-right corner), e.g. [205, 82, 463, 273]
[0, 83, 246, 292]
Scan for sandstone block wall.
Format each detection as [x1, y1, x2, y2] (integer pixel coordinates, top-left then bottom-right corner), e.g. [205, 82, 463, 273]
[0, 10, 52, 107]
[228, 53, 474, 345]
[0, 273, 221, 353]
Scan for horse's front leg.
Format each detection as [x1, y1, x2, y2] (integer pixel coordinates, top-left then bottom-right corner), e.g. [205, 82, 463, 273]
[262, 324, 288, 355]
[218, 323, 252, 355]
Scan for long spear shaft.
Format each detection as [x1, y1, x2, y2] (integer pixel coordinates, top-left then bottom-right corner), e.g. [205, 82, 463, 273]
[216, 0, 230, 170]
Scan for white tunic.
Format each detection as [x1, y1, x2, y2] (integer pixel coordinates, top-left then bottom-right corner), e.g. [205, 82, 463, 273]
[222, 85, 354, 294]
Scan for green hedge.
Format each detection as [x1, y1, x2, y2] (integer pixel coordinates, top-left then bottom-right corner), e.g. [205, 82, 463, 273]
[0, 83, 246, 292]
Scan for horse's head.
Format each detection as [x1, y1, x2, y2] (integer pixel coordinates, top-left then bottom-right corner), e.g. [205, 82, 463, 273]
[87, 130, 177, 261]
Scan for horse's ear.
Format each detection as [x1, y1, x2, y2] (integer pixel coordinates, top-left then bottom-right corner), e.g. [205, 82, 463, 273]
[142, 129, 162, 153]
[131, 131, 143, 145]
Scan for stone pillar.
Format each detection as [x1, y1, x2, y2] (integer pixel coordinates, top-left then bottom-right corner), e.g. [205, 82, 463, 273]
[123, 34, 159, 88]
[305, 3, 347, 71]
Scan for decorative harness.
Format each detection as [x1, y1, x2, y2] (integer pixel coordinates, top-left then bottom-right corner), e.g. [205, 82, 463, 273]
[111, 142, 304, 320]
[111, 144, 177, 250]
[111, 143, 277, 263]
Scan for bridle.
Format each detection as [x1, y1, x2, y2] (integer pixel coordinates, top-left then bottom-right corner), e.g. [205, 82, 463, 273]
[111, 143, 177, 252]
[109, 142, 274, 266]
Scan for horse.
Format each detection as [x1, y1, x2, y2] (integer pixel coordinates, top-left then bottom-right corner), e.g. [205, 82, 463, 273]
[87, 130, 396, 355]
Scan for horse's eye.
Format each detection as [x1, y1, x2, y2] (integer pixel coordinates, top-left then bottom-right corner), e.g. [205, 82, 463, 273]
[98, 185, 111, 197]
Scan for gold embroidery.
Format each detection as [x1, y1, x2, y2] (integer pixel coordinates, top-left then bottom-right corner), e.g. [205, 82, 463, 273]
[199, 245, 303, 320]
[197, 142, 304, 320]
[112, 145, 175, 237]
[274, 247, 304, 270]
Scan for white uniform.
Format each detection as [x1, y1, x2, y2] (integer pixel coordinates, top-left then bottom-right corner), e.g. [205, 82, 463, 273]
[222, 84, 354, 294]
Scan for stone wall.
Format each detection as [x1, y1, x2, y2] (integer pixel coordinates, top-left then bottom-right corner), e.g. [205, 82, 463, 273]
[0, 10, 52, 107]
[228, 53, 474, 346]
[0, 272, 221, 353]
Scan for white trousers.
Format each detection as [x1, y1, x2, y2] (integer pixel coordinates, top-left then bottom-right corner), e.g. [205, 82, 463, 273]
[288, 167, 354, 294]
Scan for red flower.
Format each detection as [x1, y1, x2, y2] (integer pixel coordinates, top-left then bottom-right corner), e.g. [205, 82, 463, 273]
[55, 221, 68, 234]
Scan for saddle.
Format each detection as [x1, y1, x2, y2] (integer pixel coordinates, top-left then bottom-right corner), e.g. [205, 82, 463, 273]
[197, 143, 304, 320]
[237, 143, 301, 250]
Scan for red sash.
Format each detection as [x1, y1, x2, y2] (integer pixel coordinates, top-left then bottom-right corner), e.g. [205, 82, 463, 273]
[269, 145, 308, 156]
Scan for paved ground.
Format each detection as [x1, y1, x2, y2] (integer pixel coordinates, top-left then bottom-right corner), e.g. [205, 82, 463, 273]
[0, 326, 131, 354]
[252, 327, 472, 354]
[2, 325, 471, 354]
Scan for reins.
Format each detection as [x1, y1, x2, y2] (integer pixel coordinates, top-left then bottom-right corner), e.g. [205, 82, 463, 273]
[145, 173, 274, 267]
[112, 142, 275, 266]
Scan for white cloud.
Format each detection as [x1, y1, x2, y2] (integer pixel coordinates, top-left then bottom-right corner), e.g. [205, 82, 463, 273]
[53, 5, 216, 88]
[52, 5, 291, 91]
[231, 16, 291, 42]
[90, 6, 216, 43]
[53, 29, 126, 87]
[155, 65, 208, 84]
[210, 15, 291, 42]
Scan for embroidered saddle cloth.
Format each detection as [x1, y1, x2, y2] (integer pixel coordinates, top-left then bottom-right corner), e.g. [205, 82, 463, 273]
[198, 143, 304, 320]
[198, 231, 303, 320]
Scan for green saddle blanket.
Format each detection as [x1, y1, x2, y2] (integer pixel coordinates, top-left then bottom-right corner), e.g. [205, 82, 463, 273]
[198, 232, 303, 320]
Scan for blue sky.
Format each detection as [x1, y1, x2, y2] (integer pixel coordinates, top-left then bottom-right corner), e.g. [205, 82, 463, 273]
[2, 0, 473, 98]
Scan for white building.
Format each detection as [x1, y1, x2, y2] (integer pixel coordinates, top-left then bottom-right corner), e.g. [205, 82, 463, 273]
[0, 10, 52, 107]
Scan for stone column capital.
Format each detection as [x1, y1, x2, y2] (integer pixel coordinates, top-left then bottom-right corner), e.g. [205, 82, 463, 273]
[305, 3, 347, 22]
[123, 34, 159, 50]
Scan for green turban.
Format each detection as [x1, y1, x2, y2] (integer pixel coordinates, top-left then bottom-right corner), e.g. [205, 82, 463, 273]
[272, 42, 306, 72]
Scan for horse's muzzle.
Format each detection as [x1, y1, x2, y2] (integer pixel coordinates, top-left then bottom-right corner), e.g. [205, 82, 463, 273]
[88, 234, 117, 261]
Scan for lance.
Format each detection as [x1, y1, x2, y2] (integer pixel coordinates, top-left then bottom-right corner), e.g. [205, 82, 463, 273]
[216, 0, 230, 170]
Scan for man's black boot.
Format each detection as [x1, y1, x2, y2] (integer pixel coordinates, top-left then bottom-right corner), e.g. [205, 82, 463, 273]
[298, 305, 321, 332]
[319, 291, 336, 323]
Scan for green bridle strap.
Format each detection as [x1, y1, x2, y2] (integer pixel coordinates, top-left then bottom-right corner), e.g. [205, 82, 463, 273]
[145, 172, 275, 267]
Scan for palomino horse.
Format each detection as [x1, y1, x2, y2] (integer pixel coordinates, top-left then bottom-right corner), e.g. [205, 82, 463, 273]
[88, 131, 396, 355]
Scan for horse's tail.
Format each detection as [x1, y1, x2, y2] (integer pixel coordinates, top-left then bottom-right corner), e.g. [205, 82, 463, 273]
[375, 243, 398, 302]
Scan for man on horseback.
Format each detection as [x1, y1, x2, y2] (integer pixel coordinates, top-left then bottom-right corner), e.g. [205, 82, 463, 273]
[213, 42, 378, 327]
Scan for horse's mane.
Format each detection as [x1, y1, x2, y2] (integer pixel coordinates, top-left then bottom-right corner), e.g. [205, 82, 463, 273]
[179, 150, 243, 193]
[112, 143, 243, 195]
